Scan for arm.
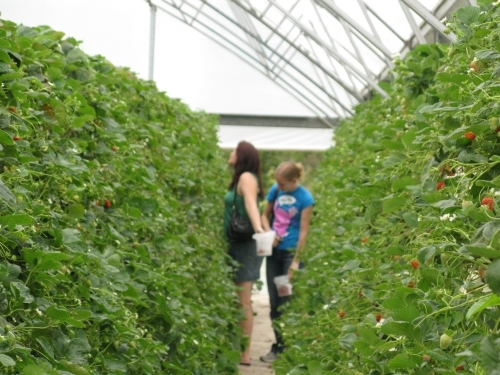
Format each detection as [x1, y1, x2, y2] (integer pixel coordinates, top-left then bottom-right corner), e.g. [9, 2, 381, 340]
[261, 201, 273, 231]
[238, 172, 264, 233]
[288, 205, 313, 277]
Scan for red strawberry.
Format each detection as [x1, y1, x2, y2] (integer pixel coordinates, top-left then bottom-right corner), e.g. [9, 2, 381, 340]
[456, 364, 464, 371]
[104, 199, 111, 209]
[464, 131, 476, 141]
[436, 181, 445, 191]
[361, 237, 368, 243]
[338, 311, 346, 318]
[410, 259, 420, 269]
[376, 314, 383, 322]
[13, 136, 22, 141]
[481, 197, 494, 210]
[408, 280, 415, 288]
[8, 106, 16, 113]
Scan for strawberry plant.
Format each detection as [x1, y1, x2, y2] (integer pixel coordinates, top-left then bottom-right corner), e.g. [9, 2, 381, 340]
[0, 19, 242, 374]
[275, 1, 500, 374]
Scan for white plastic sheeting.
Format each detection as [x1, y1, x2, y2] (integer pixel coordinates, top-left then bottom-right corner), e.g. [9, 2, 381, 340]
[218, 125, 334, 151]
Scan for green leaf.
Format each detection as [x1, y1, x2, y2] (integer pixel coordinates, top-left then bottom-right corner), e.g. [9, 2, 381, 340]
[0, 261, 21, 282]
[307, 361, 322, 375]
[466, 294, 500, 320]
[353, 340, 376, 356]
[383, 197, 406, 213]
[0, 214, 33, 226]
[386, 246, 404, 256]
[437, 72, 469, 83]
[417, 246, 436, 264]
[36, 259, 62, 272]
[456, 6, 480, 26]
[465, 245, 500, 259]
[392, 176, 416, 192]
[490, 228, 500, 250]
[0, 130, 14, 146]
[388, 354, 419, 370]
[11, 282, 34, 303]
[72, 114, 94, 128]
[67, 338, 91, 364]
[486, 259, 500, 296]
[0, 181, 15, 205]
[36, 337, 55, 359]
[402, 212, 418, 228]
[381, 321, 422, 341]
[0, 354, 15, 367]
[391, 307, 421, 323]
[68, 204, 85, 219]
[458, 149, 488, 163]
[475, 50, 500, 60]
[480, 333, 500, 372]
[46, 306, 71, 321]
[381, 139, 404, 151]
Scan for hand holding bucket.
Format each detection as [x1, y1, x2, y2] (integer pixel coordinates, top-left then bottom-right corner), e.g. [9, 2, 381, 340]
[252, 230, 276, 256]
[274, 275, 292, 297]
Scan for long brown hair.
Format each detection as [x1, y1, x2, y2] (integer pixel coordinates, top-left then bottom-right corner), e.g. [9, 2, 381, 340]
[229, 141, 264, 199]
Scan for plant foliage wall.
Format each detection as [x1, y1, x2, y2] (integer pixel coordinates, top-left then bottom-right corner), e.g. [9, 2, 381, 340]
[0, 20, 241, 375]
[276, 1, 500, 374]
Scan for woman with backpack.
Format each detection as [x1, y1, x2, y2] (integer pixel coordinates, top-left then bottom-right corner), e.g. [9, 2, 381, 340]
[224, 141, 265, 366]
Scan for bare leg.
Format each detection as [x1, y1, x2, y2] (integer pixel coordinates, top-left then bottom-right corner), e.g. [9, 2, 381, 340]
[236, 281, 253, 364]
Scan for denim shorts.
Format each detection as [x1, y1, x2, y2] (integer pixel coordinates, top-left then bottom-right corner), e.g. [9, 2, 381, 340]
[228, 239, 264, 282]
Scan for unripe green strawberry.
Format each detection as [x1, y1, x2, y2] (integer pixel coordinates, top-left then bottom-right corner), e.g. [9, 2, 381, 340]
[440, 253, 450, 264]
[490, 117, 499, 130]
[462, 200, 473, 209]
[440, 333, 452, 349]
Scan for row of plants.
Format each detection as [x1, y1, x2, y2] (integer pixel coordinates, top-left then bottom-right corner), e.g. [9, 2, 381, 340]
[0, 20, 242, 374]
[276, 1, 500, 374]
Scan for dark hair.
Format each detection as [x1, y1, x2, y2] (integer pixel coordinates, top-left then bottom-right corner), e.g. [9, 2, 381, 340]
[229, 141, 264, 199]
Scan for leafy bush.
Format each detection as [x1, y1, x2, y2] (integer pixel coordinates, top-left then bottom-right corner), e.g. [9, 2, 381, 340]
[276, 2, 500, 374]
[0, 20, 241, 374]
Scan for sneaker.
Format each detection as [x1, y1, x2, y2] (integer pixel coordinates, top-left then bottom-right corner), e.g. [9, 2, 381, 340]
[260, 351, 277, 363]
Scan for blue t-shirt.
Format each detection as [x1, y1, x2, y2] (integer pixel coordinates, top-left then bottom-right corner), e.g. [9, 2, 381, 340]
[267, 183, 314, 251]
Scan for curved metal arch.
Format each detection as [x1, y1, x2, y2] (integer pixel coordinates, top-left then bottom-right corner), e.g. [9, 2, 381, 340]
[154, 1, 346, 119]
[147, 0, 462, 119]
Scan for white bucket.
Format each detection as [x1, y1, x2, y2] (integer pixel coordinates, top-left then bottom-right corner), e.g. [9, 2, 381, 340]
[274, 275, 292, 297]
[252, 230, 276, 256]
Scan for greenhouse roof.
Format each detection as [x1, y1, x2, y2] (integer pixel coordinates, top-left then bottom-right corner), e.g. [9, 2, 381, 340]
[149, 0, 472, 121]
[145, 0, 474, 150]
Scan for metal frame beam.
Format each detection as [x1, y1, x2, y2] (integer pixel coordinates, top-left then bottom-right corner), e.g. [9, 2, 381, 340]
[147, 0, 462, 119]
[155, 0, 345, 119]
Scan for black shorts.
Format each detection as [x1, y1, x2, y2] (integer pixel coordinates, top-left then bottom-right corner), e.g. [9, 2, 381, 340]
[228, 239, 264, 282]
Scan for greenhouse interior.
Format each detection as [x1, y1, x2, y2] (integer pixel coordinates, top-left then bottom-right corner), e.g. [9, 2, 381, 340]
[2, 0, 500, 374]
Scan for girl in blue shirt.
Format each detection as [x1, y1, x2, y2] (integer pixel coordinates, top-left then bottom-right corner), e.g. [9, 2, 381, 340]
[260, 161, 314, 362]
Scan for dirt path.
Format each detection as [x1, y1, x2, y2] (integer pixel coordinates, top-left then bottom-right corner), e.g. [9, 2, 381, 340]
[238, 293, 275, 375]
[239, 259, 275, 375]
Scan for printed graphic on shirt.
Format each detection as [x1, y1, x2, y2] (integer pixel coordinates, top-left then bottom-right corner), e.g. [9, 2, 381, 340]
[273, 200, 298, 239]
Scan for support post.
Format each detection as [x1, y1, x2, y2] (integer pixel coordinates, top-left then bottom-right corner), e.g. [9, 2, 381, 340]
[149, 3, 157, 81]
